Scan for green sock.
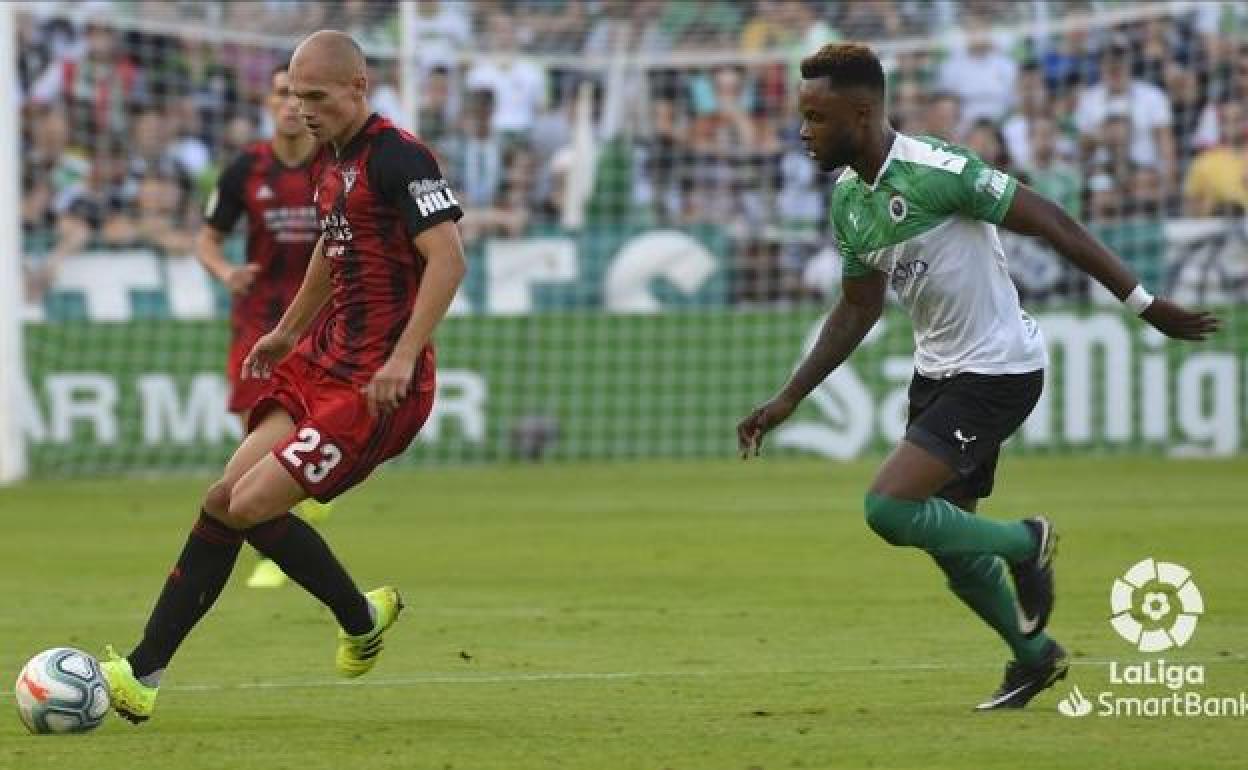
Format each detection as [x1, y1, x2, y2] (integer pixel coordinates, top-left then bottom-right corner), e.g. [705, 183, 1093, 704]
[933, 553, 1052, 665]
[864, 493, 1035, 562]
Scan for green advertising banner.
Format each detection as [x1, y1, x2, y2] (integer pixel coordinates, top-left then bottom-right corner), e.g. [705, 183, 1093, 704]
[20, 307, 1247, 477]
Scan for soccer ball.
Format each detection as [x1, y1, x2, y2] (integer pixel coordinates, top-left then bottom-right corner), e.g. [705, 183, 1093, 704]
[14, 647, 110, 734]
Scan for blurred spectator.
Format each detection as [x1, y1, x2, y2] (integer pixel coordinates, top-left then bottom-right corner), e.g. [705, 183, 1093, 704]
[221, 113, 258, 159]
[1085, 170, 1121, 224]
[513, 0, 590, 55]
[1002, 61, 1064, 170]
[1088, 113, 1135, 190]
[166, 96, 213, 181]
[529, 84, 579, 216]
[836, 0, 903, 40]
[690, 66, 760, 151]
[1183, 100, 1248, 216]
[1089, 164, 1166, 292]
[741, 0, 836, 66]
[1074, 37, 1175, 182]
[659, 0, 744, 49]
[405, 0, 472, 74]
[162, 38, 240, 149]
[21, 106, 93, 302]
[1162, 62, 1208, 179]
[18, 14, 74, 100]
[1023, 114, 1083, 218]
[1135, 17, 1194, 87]
[775, 123, 825, 238]
[25, 106, 91, 208]
[585, 0, 671, 54]
[1038, 26, 1097, 95]
[101, 172, 194, 255]
[465, 15, 547, 135]
[30, 15, 147, 137]
[120, 106, 195, 222]
[418, 65, 458, 147]
[937, 14, 1018, 129]
[889, 79, 924, 135]
[1191, 44, 1248, 150]
[964, 119, 1011, 171]
[920, 91, 961, 143]
[459, 144, 537, 244]
[440, 89, 504, 209]
[338, 0, 398, 50]
[368, 57, 408, 130]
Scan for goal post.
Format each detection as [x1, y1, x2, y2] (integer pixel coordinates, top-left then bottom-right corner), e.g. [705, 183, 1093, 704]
[0, 0, 27, 484]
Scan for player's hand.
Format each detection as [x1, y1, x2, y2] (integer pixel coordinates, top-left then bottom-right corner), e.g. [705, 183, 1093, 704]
[224, 264, 261, 295]
[242, 330, 296, 380]
[736, 394, 799, 459]
[1140, 298, 1221, 341]
[361, 355, 414, 417]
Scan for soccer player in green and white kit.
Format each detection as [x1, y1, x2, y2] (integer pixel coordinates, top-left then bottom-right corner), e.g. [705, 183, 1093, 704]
[738, 43, 1220, 710]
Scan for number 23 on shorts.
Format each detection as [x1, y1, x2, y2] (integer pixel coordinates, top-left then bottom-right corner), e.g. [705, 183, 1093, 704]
[280, 427, 344, 486]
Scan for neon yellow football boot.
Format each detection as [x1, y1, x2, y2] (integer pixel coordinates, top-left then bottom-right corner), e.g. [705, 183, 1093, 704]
[99, 646, 159, 724]
[336, 586, 403, 678]
[245, 558, 289, 588]
[296, 499, 334, 524]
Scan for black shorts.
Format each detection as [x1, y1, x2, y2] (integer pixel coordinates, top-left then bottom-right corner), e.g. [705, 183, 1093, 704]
[904, 369, 1044, 501]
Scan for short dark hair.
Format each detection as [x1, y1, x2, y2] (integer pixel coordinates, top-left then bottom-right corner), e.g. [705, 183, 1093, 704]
[800, 42, 886, 97]
[271, 60, 290, 80]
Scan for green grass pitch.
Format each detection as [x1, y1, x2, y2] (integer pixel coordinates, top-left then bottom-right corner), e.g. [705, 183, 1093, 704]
[2, 457, 1245, 769]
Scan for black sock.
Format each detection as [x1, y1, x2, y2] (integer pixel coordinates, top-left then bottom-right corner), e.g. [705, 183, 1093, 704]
[128, 511, 243, 679]
[245, 513, 372, 635]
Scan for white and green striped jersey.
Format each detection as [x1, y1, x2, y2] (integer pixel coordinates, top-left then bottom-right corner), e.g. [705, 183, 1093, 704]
[832, 132, 1047, 378]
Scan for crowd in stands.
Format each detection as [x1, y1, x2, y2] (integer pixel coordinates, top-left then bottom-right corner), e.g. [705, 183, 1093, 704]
[18, 0, 1248, 306]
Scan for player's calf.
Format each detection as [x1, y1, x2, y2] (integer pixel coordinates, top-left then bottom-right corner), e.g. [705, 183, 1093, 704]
[1009, 516, 1058, 637]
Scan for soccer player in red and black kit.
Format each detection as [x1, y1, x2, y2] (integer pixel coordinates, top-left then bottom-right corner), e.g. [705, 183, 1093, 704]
[197, 63, 333, 590]
[100, 30, 467, 723]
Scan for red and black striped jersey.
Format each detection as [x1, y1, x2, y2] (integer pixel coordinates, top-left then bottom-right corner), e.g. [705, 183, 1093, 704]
[204, 141, 319, 340]
[300, 114, 463, 386]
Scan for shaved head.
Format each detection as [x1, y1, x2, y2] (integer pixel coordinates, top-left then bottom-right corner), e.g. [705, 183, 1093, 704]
[291, 30, 366, 83]
[289, 30, 370, 150]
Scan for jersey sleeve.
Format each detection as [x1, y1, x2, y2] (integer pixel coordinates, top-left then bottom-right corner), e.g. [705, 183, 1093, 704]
[830, 183, 872, 279]
[928, 150, 1019, 225]
[837, 229, 871, 278]
[369, 133, 464, 236]
[203, 152, 251, 233]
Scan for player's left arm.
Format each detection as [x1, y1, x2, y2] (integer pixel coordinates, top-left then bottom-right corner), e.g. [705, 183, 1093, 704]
[1000, 183, 1220, 341]
[362, 135, 467, 416]
[365, 223, 467, 415]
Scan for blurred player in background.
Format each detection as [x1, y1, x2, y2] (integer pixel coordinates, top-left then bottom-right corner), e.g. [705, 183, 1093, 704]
[101, 30, 466, 723]
[738, 43, 1219, 711]
[196, 63, 332, 589]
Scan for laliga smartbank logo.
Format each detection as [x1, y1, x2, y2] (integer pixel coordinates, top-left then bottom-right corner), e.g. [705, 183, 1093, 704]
[1109, 558, 1203, 651]
[1057, 558, 1248, 719]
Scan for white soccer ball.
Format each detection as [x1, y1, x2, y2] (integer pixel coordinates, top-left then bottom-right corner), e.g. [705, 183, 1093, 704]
[14, 647, 110, 734]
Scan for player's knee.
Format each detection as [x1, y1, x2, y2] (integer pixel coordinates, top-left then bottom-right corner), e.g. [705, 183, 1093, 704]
[224, 486, 273, 530]
[203, 479, 233, 520]
[863, 493, 915, 547]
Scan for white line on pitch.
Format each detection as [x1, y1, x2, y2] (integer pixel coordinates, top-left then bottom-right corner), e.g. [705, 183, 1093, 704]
[150, 655, 1248, 693]
[3, 656, 1243, 699]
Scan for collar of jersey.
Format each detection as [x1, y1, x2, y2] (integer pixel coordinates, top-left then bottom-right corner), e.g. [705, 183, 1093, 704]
[334, 112, 381, 160]
[862, 131, 901, 192]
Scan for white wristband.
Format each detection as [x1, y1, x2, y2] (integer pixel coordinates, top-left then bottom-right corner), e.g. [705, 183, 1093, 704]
[1124, 285, 1155, 315]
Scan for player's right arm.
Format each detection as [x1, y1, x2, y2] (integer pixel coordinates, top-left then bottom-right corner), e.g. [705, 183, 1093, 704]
[737, 269, 888, 458]
[242, 234, 331, 379]
[197, 152, 259, 295]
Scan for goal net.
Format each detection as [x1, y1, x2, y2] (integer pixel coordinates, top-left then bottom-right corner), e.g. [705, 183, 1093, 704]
[7, 0, 1247, 479]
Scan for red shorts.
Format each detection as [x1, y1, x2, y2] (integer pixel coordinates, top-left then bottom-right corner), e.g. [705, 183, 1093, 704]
[248, 354, 436, 502]
[227, 333, 267, 414]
